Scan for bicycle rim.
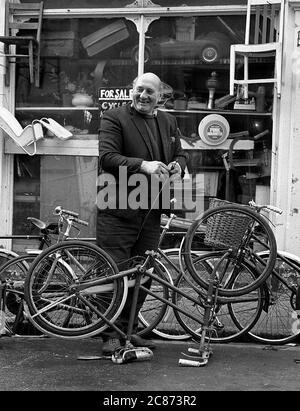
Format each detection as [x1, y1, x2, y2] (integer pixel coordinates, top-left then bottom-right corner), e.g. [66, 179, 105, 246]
[247, 251, 300, 344]
[173, 252, 264, 343]
[24, 241, 127, 339]
[182, 204, 277, 296]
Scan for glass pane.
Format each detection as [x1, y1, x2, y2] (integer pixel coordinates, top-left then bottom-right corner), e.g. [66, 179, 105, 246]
[13, 155, 97, 251]
[142, 15, 273, 219]
[16, 16, 139, 114]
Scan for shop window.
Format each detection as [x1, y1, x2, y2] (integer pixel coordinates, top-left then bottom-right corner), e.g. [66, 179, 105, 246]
[143, 15, 273, 218]
[11, 12, 274, 239]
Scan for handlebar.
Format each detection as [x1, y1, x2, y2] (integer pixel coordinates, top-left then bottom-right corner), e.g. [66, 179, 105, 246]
[54, 206, 79, 217]
[54, 206, 89, 228]
[248, 200, 283, 215]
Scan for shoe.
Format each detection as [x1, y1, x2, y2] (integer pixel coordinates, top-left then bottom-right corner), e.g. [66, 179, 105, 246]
[130, 334, 156, 350]
[102, 338, 122, 355]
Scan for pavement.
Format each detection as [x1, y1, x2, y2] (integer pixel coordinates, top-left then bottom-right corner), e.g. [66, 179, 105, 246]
[1, 334, 300, 395]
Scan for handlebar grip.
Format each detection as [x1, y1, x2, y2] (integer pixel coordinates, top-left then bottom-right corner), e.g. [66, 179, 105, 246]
[73, 217, 89, 227]
[266, 205, 283, 215]
[54, 206, 79, 217]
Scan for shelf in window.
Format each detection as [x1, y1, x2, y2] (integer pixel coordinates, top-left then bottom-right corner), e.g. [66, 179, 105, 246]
[5, 135, 98, 156]
[108, 57, 272, 66]
[162, 108, 272, 116]
[15, 107, 99, 111]
[15, 107, 272, 116]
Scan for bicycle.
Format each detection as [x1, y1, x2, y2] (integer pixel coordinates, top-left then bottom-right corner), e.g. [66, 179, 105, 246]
[22, 199, 280, 364]
[0, 207, 178, 339]
[169, 198, 300, 346]
[236, 249, 300, 344]
[0, 207, 88, 336]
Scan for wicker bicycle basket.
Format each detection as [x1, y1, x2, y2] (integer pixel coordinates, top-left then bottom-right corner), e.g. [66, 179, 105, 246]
[204, 198, 252, 254]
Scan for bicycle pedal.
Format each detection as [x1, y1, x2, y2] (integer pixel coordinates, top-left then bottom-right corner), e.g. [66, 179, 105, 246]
[178, 358, 208, 367]
[112, 347, 153, 364]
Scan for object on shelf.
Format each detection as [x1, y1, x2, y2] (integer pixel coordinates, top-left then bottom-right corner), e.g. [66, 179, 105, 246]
[72, 93, 94, 107]
[234, 98, 256, 110]
[158, 82, 174, 107]
[198, 114, 230, 146]
[174, 98, 187, 110]
[214, 94, 236, 109]
[187, 97, 207, 110]
[0, 107, 43, 156]
[39, 118, 73, 140]
[121, 31, 231, 63]
[249, 118, 267, 135]
[179, 132, 200, 146]
[81, 20, 129, 57]
[256, 86, 266, 113]
[41, 31, 79, 57]
[206, 71, 219, 110]
[175, 17, 196, 41]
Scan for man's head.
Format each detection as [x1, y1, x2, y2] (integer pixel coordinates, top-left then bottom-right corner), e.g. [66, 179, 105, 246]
[132, 72, 162, 115]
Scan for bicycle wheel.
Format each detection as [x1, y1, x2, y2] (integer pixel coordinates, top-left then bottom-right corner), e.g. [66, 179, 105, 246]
[138, 258, 170, 337]
[0, 249, 19, 269]
[173, 251, 264, 343]
[182, 203, 277, 296]
[245, 251, 300, 344]
[24, 241, 127, 339]
[0, 254, 38, 335]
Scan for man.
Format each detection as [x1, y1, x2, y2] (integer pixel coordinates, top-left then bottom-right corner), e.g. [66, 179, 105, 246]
[97, 72, 188, 355]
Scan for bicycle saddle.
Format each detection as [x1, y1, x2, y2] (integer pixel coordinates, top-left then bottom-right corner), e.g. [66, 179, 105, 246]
[27, 217, 59, 234]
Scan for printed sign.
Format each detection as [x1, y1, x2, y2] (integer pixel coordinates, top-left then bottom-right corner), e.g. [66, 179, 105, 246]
[98, 87, 133, 114]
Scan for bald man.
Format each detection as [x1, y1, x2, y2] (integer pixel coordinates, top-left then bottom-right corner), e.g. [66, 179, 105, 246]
[97, 72, 188, 354]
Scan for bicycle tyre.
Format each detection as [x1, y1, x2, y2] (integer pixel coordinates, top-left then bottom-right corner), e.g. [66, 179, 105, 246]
[0, 249, 19, 269]
[182, 203, 277, 296]
[245, 250, 300, 344]
[173, 251, 264, 343]
[24, 241, 127, 339]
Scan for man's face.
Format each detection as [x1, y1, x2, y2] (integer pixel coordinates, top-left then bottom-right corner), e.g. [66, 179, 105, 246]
[132, 75, 161, 115]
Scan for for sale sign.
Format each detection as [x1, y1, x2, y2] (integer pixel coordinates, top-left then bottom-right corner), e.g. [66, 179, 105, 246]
[98, 87, 133, 114]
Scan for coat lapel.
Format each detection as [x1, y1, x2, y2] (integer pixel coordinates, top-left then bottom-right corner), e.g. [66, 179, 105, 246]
[156, 111, 170, 163]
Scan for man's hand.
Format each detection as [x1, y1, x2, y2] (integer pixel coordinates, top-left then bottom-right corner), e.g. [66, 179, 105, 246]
[167, 161, 182, 181]
[140, 160, 169, 178]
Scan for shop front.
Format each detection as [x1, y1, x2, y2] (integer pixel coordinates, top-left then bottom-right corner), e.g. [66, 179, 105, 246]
[0, 0, 299, 254]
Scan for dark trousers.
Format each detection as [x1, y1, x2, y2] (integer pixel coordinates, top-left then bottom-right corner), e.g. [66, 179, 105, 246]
[96, 209, 161, 339]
